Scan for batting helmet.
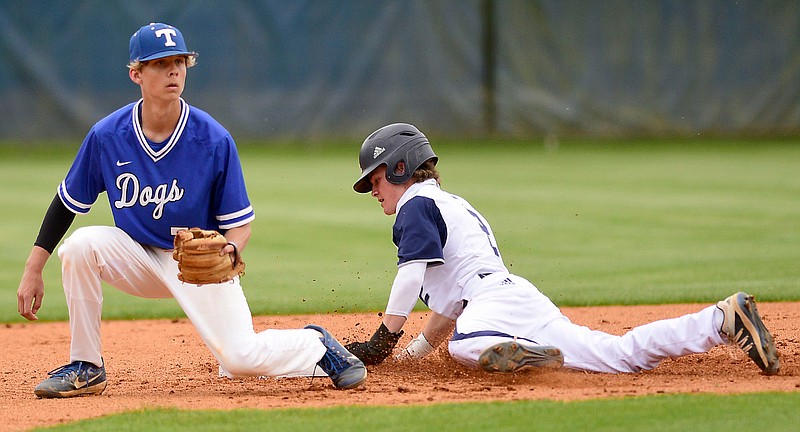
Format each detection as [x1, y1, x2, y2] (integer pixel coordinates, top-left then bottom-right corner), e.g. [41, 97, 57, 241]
[353, 123, 438, 193]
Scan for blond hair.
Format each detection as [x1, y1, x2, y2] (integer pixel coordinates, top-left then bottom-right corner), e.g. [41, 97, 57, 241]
[127, 54, 197, 71]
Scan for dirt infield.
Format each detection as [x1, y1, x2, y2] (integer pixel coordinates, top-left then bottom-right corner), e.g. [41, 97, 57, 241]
[3, 302, 798, 432]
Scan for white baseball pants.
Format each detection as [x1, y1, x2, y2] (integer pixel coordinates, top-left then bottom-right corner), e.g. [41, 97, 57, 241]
[57, 226, 326, 377]
[448, 273, 726, 373]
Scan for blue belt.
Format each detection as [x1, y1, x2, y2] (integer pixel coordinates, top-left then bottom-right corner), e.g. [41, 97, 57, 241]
[451, 329, 539, 344]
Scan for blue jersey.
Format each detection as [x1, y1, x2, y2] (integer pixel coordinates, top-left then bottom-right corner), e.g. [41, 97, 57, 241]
[58, 98, 255, 249]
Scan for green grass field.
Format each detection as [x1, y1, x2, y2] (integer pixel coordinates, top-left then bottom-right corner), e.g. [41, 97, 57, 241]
[31, 393, 800, 432]
[3, 138, 799, 431]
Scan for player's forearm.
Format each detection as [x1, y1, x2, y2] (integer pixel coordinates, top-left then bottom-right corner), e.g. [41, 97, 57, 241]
[24, 246, 51, 274]
[382, 314, 407, 333]
[223, 223, 251, 251]
[421, 311, 455, 348]
[34, 194, 76, 254]
[395, 312, 454, 361]
[384, 261, 427, 322]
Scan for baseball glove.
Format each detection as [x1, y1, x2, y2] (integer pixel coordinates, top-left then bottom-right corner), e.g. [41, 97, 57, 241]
[173, 228, 245, 285]
[345, 323, 404, 365]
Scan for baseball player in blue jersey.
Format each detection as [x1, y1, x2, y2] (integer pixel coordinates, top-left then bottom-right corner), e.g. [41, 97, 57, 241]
[16, 22, 366, 398]
[345, 123, 780, 376]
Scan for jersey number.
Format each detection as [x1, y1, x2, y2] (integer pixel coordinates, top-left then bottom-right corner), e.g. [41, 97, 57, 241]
[465, 207, 500, 257]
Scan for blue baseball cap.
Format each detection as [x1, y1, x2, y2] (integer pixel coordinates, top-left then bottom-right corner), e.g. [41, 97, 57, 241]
[129, 22, 197, 63]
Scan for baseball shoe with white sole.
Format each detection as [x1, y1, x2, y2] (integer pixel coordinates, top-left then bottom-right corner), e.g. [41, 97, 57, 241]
[305, 324, 367, 389]
[478, 341, 564, 373]
[717, 292, 780, 375]
[34, 360, 107, 398]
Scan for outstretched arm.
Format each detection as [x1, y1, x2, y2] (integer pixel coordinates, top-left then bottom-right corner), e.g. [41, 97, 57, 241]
[420, 311, 456, 349]
[346, 261, 427, 364]
[396, 311, 455, 361]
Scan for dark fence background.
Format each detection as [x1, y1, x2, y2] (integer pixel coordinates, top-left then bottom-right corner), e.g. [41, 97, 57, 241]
[2, 0, 799, 141]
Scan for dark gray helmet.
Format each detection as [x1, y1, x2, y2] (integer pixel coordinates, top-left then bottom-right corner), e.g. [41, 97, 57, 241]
[353, 123, 438, 193]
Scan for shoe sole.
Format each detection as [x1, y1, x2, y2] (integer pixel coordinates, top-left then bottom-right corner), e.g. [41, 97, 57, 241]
[34, 380, 107, 399]
[478, 342, 564, 373]
[731, 293, 780, 375]
[331, 365, 367, 390]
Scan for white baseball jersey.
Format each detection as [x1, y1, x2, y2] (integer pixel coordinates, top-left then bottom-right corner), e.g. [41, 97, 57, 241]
[393, 179, 509, 319]
[58, 98, 254, 249]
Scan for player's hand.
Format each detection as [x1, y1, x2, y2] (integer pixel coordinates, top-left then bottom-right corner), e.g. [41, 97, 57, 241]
[345, 323, 404, 365]
[18, 268, 45, 321]
[173, 228, 245, 285]
[18, 247, 50, 321]
[395, 333, 435, 361]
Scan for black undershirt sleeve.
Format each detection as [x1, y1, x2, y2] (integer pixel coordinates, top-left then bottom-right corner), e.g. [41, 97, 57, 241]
[34, 194, 76, 254]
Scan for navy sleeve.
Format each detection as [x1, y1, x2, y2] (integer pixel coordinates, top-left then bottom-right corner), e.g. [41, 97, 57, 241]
[393, 196, 447, 265]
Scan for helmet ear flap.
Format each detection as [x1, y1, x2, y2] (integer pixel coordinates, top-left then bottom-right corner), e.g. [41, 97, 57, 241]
[391, 161, 407, 178]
